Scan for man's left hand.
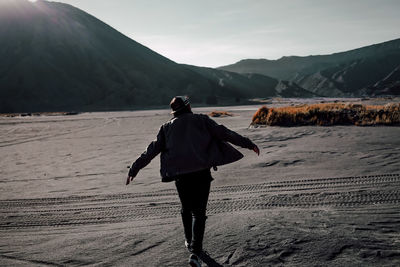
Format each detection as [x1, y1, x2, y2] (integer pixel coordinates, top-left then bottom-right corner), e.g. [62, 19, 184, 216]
[253, 145, 260, 156]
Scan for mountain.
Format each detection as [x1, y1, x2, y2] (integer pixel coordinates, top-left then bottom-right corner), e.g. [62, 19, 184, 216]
[182, 65, 278, 103]
[1, 0, 264, 113]
[1, 1, 396, 113]
[183, 65, 321, 101]
[0, 0, 229, 112]
[219, 39, 400, 97]
[367, 65, 400, 95]
[274, 81, 318, 98]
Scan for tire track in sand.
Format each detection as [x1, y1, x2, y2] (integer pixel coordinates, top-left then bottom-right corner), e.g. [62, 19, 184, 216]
[0, 173, 399, 229]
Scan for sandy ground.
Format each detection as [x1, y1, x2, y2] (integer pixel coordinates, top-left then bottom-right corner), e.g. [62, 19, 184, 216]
[1, 99, 400, 266]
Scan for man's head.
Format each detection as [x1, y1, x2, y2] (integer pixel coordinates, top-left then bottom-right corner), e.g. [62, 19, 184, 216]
[170, 96, 191, 115]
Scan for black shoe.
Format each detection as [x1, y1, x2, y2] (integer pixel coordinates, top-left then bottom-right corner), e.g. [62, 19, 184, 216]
[189, 243, 202, 256]
[189, 254, 201, 267]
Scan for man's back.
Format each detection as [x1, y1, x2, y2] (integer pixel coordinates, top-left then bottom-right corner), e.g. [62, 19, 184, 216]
[161, 113, 216, 178]
[160, 112, 255, 180]
[163, 113, 211, 160]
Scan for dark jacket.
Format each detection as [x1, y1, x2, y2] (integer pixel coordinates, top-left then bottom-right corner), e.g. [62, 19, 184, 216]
[130, 112, 255, 182]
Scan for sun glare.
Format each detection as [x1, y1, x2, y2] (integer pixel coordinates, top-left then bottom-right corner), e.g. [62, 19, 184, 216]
[29, 0, 37, 2]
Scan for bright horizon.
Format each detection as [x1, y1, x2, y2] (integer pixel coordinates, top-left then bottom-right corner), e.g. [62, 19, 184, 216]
[37, 0, 400, 67]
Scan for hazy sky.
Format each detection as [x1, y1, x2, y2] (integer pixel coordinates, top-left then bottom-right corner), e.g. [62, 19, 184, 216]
[50, 0, 399, 67]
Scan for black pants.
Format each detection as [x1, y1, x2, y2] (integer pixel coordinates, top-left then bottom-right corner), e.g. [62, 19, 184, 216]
[175, 169, 212, 253]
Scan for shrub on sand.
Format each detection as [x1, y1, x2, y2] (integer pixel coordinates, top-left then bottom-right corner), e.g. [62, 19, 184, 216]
[209, 111, 234, 117]
[251, 103, 400, 126]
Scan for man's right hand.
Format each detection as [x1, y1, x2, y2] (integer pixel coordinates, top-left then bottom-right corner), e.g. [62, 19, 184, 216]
[126, 175, 134, 185]
[126, 167, 136, 185]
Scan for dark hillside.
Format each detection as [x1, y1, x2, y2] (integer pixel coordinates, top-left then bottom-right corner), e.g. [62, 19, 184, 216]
[0, 0, 222, 112]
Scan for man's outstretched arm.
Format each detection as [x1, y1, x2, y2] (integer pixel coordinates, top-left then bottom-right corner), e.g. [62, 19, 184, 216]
[205, 116, 259, 155]
[126, 126, 165, 185]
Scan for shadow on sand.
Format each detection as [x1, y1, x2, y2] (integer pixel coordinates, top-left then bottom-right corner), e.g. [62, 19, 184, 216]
[199, 251, 223, 267]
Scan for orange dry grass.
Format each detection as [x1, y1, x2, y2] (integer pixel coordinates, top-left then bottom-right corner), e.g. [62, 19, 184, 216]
[209, 111, 234, 117]
[252, 103, 400, 126]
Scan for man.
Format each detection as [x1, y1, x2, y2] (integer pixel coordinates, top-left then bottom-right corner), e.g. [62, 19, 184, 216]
[126, 96, 259, 266]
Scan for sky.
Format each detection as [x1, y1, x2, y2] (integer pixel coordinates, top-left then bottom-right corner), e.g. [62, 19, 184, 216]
[45, 0, 400, 67]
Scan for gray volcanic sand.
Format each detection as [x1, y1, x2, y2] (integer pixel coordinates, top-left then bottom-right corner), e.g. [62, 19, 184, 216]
[1, 100, 400, 266]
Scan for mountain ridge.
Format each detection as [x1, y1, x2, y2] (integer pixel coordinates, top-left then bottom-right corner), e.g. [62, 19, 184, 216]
[218, 38, 400, 96]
